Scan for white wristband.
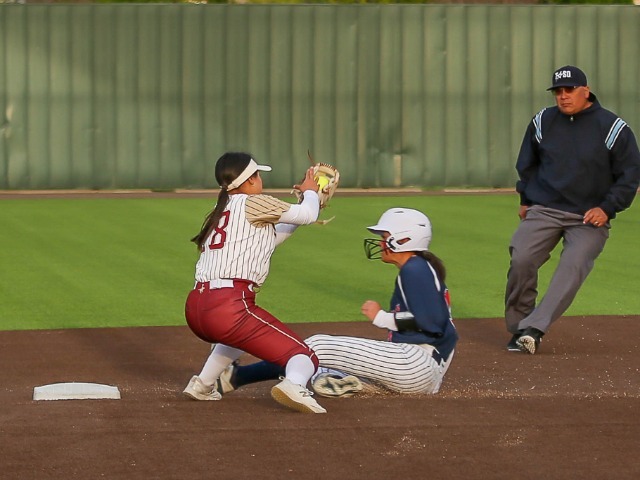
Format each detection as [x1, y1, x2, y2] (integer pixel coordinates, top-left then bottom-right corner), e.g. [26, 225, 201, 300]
[372, 310, 398, 331]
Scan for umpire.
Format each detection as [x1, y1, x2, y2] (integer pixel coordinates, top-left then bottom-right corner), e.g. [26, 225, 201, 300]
[505, 65, 640, 354]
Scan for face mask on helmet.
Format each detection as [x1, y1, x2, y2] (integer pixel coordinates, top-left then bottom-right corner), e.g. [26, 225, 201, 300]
[363, 208, 432, 260]
[363, 238, 388, 259]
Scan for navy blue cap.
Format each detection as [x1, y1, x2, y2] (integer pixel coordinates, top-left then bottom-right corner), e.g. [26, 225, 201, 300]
[547, 65, 588, 91]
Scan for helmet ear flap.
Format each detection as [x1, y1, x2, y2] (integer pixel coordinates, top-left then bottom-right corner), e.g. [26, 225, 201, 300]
[386, 235, 398, 251]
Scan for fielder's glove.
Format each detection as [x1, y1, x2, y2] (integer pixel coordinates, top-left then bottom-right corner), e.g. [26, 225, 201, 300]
[293, 160, 340, 209]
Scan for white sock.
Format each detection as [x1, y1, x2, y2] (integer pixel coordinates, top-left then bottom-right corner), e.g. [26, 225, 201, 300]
[285, 354, 315, 387]
[198, 344, 243, 386]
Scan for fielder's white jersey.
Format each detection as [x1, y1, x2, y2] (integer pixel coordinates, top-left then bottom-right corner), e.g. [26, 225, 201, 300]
[194, 194, 291, 286]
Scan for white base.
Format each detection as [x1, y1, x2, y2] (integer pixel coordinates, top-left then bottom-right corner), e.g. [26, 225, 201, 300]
[33, 382, 121, 401]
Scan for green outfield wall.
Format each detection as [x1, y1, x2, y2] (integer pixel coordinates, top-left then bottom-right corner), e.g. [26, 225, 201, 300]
[1, 4, 639, 190]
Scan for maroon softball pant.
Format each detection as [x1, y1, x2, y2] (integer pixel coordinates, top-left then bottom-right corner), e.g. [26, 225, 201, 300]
[185, 280, 318, 369]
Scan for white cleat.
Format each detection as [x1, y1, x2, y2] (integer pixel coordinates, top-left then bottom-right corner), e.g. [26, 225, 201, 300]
[270, 378, 327, 414]
[183, 375, 222, 401]
[311, 374, 364, 398]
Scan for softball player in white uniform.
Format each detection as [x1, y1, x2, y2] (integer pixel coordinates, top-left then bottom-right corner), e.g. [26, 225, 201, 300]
[182, 152, 327, 413]
[212, 208, 458, 398]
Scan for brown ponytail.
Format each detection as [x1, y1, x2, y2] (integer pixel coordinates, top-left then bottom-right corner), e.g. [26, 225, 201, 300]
[191, 189, 230, 250]
[190, 152, 253, 250]
[417, 251, 446, 283]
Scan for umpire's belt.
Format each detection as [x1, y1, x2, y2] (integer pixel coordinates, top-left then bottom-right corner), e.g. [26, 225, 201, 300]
[194, 279, 256, 291]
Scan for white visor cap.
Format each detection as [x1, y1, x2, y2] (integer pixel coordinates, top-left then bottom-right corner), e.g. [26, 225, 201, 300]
[227, 159, 272, 190]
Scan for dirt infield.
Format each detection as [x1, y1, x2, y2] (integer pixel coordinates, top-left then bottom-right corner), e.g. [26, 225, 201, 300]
[1, 316, 638, 480]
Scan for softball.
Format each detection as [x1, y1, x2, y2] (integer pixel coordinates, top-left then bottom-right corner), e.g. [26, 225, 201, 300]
[316, 176, 329, 191]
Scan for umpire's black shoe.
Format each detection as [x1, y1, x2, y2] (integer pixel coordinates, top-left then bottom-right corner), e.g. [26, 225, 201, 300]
[506, 332, 524, 352]
[516, 327, 544, 354]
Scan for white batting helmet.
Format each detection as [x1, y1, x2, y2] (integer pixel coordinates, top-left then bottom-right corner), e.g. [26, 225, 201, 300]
[367, 208, 432, 253]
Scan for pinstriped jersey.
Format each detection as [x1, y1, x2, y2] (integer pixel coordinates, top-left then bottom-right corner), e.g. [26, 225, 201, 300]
[194, 194, 291, 286]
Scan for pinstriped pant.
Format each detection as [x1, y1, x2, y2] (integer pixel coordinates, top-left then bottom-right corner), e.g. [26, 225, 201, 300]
[505, 205, 609, 334]
[305, 334, 454, 394]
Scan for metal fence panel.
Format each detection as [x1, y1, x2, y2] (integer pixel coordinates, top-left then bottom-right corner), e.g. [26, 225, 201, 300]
[0, 5, 639, 190]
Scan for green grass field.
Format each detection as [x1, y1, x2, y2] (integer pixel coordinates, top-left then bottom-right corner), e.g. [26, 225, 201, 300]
[1, 194, 638, 331]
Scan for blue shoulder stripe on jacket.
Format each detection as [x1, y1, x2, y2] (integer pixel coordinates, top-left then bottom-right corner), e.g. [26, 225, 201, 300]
[606, 118, 627, 150]
[533, 108, 546, 144]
